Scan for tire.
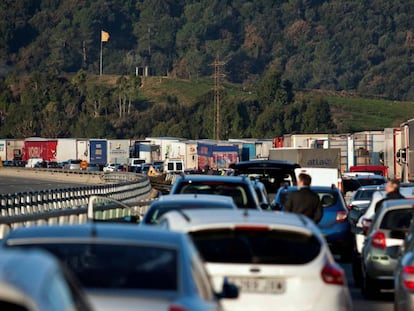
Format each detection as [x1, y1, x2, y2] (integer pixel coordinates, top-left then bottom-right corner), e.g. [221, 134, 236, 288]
[361, 274, 380, 299]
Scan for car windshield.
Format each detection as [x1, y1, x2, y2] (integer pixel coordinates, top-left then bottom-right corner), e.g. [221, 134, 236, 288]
[279, 190, 338, 208]
[7, 243, 177, 291]
[191, 229, 321, 264]
[380, 208, 414, 231]
[176, 182, 251, 209]
[145, 202, 234, 224]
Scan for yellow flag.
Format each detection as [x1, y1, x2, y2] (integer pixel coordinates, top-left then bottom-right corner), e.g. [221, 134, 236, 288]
[101, 30, 110, 42]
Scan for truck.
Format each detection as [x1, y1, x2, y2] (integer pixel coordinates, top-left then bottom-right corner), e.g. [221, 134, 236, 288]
[398, 118, 414, 182]
[0, 139, 24, 161]
[197, 141, 239, 170]
[55, 139, 78, 162]
[268, 148, 341, 169]
[89, 139, 107, 165]
[21, 138, 58, 162]
[107, 139, 130, 164]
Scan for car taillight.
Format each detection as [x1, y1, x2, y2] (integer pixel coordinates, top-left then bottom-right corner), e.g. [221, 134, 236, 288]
[403, 266, 414, 290]
[336, 211, 348, 222]
[362, 218, 372, 233]
[169, 305, 189, 311]
[321, 262, 345, 285]
[347, 204, 354, 211]
[371, 231, 386, 249]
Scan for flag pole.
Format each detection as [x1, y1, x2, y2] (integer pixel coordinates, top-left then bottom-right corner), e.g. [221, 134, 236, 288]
[100, 33, 103, 76]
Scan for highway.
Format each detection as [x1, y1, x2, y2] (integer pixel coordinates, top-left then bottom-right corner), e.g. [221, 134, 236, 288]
[0, 173, 396, 310]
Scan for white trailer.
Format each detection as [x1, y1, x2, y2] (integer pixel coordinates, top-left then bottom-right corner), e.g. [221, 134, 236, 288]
[77, 140, 90, 162]
[56, 139, 78, 162]
[107, 139, 130, 164]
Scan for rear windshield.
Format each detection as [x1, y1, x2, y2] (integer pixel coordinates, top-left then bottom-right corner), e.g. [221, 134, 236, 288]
[190, 229, 321, 264]
[144, 202, 234, 224]
[279, 190, 338, 208]
[380, 208, 414, 230]
[175, 182, 254, 209]
[6, 243, 177, 291]
[354, 189, 377, 200]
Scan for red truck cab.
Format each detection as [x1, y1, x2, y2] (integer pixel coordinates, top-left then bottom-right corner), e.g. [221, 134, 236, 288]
[349, 165, 388, 178]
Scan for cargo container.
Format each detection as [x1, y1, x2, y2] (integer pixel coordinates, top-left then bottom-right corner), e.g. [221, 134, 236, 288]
[383, 128, 401, 179]
[280, 134, 329, 148]
[145, 137, 182, 161]
[21, 138, 58, 162]
[197, 141, 239, 170]
[352, 131, 385, 166]
[77, 139, 89, 162]
[269, 148, 341, 169]
[55, 139, 78, 162]
[184, 141, 197, 170]
[89, 139, 107, 165]
[107, 139, 130, 164]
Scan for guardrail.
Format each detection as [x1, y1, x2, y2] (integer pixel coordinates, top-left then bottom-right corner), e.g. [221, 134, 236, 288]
[0, 172, 154, 238]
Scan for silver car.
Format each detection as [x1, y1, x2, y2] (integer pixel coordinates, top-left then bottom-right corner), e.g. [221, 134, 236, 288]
[360, 199, 414, 299]
[2, 223, 238, 311]
[0, 248, 92, 311]
[394, 218, 414, 310]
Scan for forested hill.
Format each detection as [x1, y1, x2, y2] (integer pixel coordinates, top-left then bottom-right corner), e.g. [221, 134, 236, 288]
[2, 0, 414, 100]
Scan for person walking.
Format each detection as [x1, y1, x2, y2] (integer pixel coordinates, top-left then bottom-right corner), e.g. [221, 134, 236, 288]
[374, 179, 405, 213]
[284, 173, 323, 224]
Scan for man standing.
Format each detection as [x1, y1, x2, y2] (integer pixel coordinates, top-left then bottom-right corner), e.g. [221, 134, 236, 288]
[284, 173, 323, 224]
[374, 179, 405, 213]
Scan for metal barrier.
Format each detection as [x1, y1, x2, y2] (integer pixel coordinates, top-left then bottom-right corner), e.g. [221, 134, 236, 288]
[0, 172, 154, 238]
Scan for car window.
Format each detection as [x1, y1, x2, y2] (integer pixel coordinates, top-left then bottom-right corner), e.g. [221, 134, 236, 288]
[279, 190, 338, 208]
[190, 229, 321, 264]
[8, 243, 178, 291]
[357, 178, 385, 186]
[177, 183, 248, 208]
[380, 209, 414, 231]
[0, 301, 29, 311]
[354, 189, 376, 200]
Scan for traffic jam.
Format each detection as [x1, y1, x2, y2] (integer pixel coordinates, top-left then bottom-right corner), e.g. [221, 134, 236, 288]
[2, 125, 414, 310]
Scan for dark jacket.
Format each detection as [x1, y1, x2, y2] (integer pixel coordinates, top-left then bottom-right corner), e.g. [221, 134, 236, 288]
[284, 187, 323, 224]
[374, 190, 405, 213]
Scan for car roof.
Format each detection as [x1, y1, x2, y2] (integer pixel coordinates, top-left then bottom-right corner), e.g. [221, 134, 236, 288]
[161, 209, 317, 236]
[176, 174, 251, 183]
[4, 223, 188, 247]
[355, 185, 385, 191]
[379, 199, 414, 211]
[160, 194, 235, 204]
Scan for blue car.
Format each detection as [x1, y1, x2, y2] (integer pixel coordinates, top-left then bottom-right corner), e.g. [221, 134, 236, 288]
[273, 185, 353, 262]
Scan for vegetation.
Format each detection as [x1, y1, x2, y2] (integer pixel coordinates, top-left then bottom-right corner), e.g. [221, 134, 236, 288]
[0, 1, 413, 139]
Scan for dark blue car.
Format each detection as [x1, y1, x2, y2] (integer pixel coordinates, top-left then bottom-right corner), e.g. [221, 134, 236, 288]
[273, 185, 353, 262]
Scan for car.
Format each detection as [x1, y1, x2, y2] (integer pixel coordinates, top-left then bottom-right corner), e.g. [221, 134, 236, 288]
[394, 217, 414, 310]
[353, 185, 414, 273]
[170, 174, 261, 210]
[360, 199, 414, 299]
[229, 160, 300, 197]
[67, 159, 81, 170]
[347, 184, 385, 226]
[159, 209, 352, 311]
[141, 194, 238, 225]
[2, 223, 238, 311]
[103, 163, 116, 172]
[0, 248, 92, 311]
[342, 174, 386, 195]
[273, 185, 353, 261]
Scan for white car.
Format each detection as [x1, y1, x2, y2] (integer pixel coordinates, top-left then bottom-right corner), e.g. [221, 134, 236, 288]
[159, 209, 352, 311]
[103, 163, 116, 172]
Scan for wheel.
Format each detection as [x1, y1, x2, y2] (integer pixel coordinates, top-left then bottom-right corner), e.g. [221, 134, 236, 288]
[351, 252, 362, 287]
[361, 273, 380, 299]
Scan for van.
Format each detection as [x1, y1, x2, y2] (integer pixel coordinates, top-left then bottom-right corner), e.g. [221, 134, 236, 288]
[164, 158, 184, 174]
[295, 167, 342, 189]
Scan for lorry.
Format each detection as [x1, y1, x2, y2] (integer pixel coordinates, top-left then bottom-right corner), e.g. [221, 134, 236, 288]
[89, 139, 107, 165]
[21, 138, 58, 162]
[268, 148, 341, 169]
[398, 118, 414, 182]
[197, 141, 239, 170]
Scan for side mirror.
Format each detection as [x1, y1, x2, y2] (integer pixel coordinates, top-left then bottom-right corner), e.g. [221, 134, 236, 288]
[217, 278, 239, 299]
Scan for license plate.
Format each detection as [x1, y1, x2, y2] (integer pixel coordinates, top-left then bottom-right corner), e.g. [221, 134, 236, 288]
[227, 277, 285, 294]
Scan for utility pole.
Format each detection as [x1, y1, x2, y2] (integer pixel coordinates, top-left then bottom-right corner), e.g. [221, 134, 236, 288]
[213, 57, 225, 140]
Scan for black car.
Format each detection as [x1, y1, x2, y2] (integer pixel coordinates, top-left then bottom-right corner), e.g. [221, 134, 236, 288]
[230, 160, 300, 196]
